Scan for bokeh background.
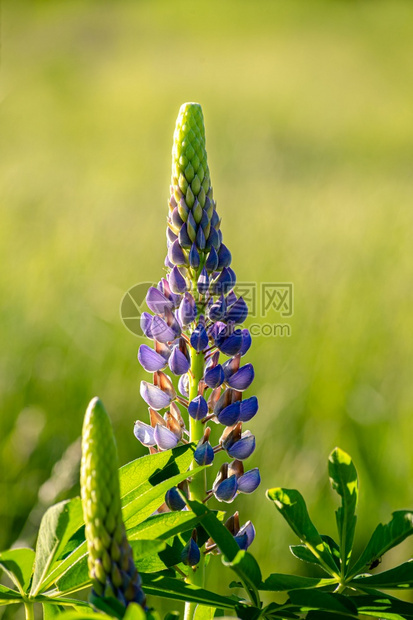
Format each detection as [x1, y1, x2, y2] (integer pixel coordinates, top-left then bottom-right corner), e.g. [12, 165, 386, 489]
[1, 0, 413, 614]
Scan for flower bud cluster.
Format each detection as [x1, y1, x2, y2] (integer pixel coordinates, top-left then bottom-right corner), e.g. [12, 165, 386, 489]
[134, 103, 260, 562]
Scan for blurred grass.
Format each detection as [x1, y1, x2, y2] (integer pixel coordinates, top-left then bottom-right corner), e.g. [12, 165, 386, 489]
[1, 0, 413, 612]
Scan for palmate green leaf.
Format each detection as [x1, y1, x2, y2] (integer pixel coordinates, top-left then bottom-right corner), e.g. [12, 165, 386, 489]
[328, 447, 358, 573]
[42, 603, 70, 618]
[259, 573, 335, 592]
[348, 510, 413, 579]
[290, 535, 340, 574]
[0, 548, 35, 594]
[140, 573, 239, 610]
[30, 498, 84, 596]
[0, 583, 22, 605]
[266, 488, 339, 578]
[351, 560, 413, 590]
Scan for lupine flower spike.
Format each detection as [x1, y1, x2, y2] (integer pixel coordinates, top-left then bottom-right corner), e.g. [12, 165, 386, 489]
[135, 103, 260, 562]
[81, 397, 146, 609]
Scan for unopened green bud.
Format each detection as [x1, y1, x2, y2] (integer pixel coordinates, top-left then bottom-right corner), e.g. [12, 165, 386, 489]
[81, 397, 146, 609]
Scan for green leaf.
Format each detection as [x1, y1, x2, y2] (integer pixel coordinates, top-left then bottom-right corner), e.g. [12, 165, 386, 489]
[56, 539, 166, 594]
[288, 589, 358, 616]
[266, 488, 339, 577]
[349, 594, 413, 619]
[122, 466, 207, 529]
[187, 500, 240, 561]
[0, 583, 22, 605]
[348, 510, 413, 578]
[127, 510, 202, 541]
[351, 560, 413, 590]
[140, 573, 239, 609]
[223, 550, 262, 597]
[259, 573, 335, 591]
[58, 611, 112, 620]
[328, 447, 358, 573]
[119, 444, 195, 500]
[0, 548, 35, 594]
[31, 498, 84, 596]
[43, 603, 70, 618]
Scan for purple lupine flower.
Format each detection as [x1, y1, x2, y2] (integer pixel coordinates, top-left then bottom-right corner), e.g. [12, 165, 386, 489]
[239, 396, 259, 422]
[154, 424, 179, 450]
[181, 537, 200, 566]
[140, 381, 171, 410]
[169, 266, 187, 294]
[190, 323, 209, 352]
[237, 468, 261, 494]
[138, 345, 167, 372]
[133, 421, 156, 447]
[135, 103, 260, 556]
[188, 395, 208, 420]
[227, 363, 255, 391]
[169, 347, 190, 375]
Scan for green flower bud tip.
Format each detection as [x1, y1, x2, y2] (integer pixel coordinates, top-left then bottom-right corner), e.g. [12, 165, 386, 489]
[172, 103, 210, 200]
[81, 397, 146, 609]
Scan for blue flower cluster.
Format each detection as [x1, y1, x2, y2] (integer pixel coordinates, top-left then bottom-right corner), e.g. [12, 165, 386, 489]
[134, 103, 260, 560]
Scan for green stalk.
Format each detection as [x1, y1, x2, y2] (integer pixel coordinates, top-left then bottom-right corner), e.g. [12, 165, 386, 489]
[24, 602, 34, 620]
[184, 341, 206, 620]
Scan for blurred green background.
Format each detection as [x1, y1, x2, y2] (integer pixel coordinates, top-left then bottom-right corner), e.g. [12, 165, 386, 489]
[1, 0, 413, 613]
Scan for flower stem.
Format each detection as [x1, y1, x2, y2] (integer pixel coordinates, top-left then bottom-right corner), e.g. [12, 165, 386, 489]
[184, 346, 206, 620]
[24, 602, 34, 620]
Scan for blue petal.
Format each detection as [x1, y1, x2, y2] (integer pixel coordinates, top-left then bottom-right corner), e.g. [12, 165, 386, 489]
[217, 243, 232, 269]
[217, 330, 243, 356]
[179, 223, 192, 249]
[240, 329, 252, 356]
[237, 521, 255, 548]
[217, 402, 241, 426]
[133, 421, 156, 447]
[165, 487, 186, 511]
[140, 312, 153, 339]
[196, 226, 206, 250]
[146, 287, 173, 315]
[225, 297, 248, 324]
[194, 441, 214, 465]
[204, 364, 225, 388]
[181, 538, 200, 566]
[205, 246, 219, 272]
[208, 294, 226, 321]
[190, 324, 209, 352]
[225, 432, 256, 460]
[140, 381, 171, 410]
[138, 345, 167, 372]
[177, 293, 197, 326]
[211, 267, 235, 296]
[168, 347, 190, 376]
[189, 244, 200, 269]
[188, 395, 208, 420]
[234, 533, 249, 550]
[239, 396, 259, 422]
[237, 468, 261, 494]
[227, 364, 255, 391]
[151, 316, 177, 343]
[197, 267, 209, 295]
[215, 475, 238, 502]
[169, 266, 187, 294]
[168, 239, 187, 266]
